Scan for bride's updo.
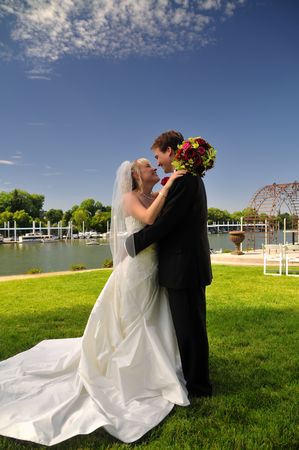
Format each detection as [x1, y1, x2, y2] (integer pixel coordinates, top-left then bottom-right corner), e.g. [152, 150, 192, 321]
[131, 158, 150, 192]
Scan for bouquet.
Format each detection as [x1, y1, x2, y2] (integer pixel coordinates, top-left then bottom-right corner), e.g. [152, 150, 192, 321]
[172, 136, 216, 177]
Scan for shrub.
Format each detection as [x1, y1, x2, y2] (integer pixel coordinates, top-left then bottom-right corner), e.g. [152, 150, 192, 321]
[26, 268, 42, 274]
[102, 259, 113, 268]
[71, 264, 86, 271]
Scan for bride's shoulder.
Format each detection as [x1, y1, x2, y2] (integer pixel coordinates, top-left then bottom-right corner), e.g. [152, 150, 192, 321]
[123, 191, 138, 204]
[123, 191, 139, 215]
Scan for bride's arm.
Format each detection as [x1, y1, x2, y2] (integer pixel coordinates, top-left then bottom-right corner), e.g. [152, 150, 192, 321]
[124, 170, 186, 225]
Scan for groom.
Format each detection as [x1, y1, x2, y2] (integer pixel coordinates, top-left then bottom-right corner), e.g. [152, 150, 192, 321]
[126, 130, 212, 397]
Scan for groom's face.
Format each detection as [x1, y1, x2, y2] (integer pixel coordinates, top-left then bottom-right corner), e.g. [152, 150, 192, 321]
[152, 146, 174, 174]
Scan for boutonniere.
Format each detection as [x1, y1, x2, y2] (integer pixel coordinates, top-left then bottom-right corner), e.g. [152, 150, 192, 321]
[172, 136, 217, 177]
[161, 177, 170, 186]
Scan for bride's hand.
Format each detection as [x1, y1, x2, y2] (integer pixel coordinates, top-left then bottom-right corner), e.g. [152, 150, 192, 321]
[165, 169, 187, 188]
[158, 170, 187, 198]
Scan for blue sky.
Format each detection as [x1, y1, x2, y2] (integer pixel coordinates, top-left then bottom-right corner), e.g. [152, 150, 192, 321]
[0, 0, 298, 213]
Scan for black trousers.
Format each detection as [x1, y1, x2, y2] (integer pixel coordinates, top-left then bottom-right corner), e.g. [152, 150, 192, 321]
[167, 285, 212, 397]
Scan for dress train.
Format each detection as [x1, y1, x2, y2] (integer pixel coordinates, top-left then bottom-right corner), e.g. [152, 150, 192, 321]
[0, 225, 189, 445]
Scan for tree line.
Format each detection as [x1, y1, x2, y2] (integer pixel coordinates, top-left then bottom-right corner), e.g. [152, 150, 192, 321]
[0, 189, 111, 233]
[207, 207, 296, 228]
[0, 189, 296, 231]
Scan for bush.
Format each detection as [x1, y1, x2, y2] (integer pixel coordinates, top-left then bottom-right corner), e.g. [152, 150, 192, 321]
[71, 264, 86, 271]
[26, 268, 42, 274]
[102, 259, 113, 268]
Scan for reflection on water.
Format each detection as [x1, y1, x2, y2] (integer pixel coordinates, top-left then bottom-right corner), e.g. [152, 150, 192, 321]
[209, 230, 287, 253]
[0, 240, 112, 276]
[0, 231, 290, 276]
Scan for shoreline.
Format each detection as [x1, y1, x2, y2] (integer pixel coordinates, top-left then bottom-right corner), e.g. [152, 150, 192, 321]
[0, 251, 266, 282]
[0, 268, 106, 282]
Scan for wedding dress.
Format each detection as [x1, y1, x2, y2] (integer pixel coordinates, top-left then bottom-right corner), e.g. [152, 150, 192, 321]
[0, 215, 189, 446]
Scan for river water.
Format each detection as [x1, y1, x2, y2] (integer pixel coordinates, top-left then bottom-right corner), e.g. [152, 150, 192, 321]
[0, 241, 112, 276]
[0, 231, 291, 276]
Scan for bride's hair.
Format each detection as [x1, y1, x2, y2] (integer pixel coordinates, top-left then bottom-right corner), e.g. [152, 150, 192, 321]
[131, 158, 150, 192]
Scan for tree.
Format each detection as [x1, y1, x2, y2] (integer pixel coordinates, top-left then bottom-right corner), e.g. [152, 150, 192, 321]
[277, 212, 295, 229]
[72, 208, 91, 231]
[241, 207, 259, 218]
[30, 194, 45, 218]
[0, 189, 44, 218]
[80, 199, 103, 216]
[10, 189, 29, 213]
[208, 208, 231, 223]
[45, 209, 63, 224]
[230, 210, 243, 222]
[0, 192, 11, 212]
[13, 210, 32, 227]
[90, 212, 111, 232]
[0, 211, 14, 225]
[62, 209, 73, 226]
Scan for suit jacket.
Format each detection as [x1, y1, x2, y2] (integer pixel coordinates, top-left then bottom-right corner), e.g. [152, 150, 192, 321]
[126, 173, 212, 289]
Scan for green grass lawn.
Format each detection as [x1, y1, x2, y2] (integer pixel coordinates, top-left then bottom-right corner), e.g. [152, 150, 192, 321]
[0, 266, 298, 450]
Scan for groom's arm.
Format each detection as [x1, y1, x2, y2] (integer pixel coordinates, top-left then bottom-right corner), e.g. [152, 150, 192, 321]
[126, 174, 197, 256]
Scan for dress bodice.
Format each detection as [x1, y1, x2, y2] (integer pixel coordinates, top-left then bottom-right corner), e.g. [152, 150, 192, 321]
[125, 216, 144, 234]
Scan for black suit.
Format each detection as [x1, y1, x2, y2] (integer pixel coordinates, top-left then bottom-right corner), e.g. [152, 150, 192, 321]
[126, 173, 212, 396]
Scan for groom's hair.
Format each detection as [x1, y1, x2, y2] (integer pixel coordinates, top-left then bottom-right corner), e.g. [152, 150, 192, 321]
[151, 130, 184, 153]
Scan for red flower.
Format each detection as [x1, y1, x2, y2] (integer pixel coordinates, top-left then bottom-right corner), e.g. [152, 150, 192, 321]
[196, 138, 207, 146]
[198, 146, 206, 155]
[173, 135, 216, 177]
[176, 148, 183, 158]
[161, 177, 170, 186]
[185, 148, 195, 159]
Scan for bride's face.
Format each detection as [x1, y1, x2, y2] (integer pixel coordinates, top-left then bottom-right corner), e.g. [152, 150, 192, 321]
[139, 161, 160, 186]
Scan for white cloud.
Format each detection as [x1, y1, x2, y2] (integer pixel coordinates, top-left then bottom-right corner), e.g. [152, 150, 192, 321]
[199, 0, 221, 11]
[0, 41, 13, 60]
[28, 75, 51, 80]
[0, 160, 15, 165]
[41, 171, 63, 176]
[224, 0, 246, 18]
[0, 0, 246, 71]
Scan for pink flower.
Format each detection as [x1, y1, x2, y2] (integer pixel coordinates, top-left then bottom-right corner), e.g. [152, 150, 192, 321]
[182, 141, 191, 150]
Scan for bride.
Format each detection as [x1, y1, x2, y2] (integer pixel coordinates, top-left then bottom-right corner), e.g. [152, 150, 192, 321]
[0, 159, 188, 446]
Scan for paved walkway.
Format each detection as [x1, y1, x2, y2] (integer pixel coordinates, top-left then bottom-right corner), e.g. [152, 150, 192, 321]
[211, 250, 264, 266]
[0, 252, 265, 282]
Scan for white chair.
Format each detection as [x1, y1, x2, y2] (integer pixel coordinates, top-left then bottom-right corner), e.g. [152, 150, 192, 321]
[284, 244, 299, 277]
[263, 244, 283, 276]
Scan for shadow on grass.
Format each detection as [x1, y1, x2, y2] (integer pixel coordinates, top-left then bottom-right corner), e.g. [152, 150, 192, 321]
[0, 304, 93, 360]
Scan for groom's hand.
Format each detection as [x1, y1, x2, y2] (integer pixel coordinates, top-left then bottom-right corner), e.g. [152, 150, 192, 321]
[125, 234, 135, 257]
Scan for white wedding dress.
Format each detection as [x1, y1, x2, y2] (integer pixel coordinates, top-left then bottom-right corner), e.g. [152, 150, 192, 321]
[0, 217, 189, 446]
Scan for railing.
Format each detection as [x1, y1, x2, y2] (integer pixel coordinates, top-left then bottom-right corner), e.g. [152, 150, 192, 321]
[207, 221, 266, 233]
[0, 221, 73, 241]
